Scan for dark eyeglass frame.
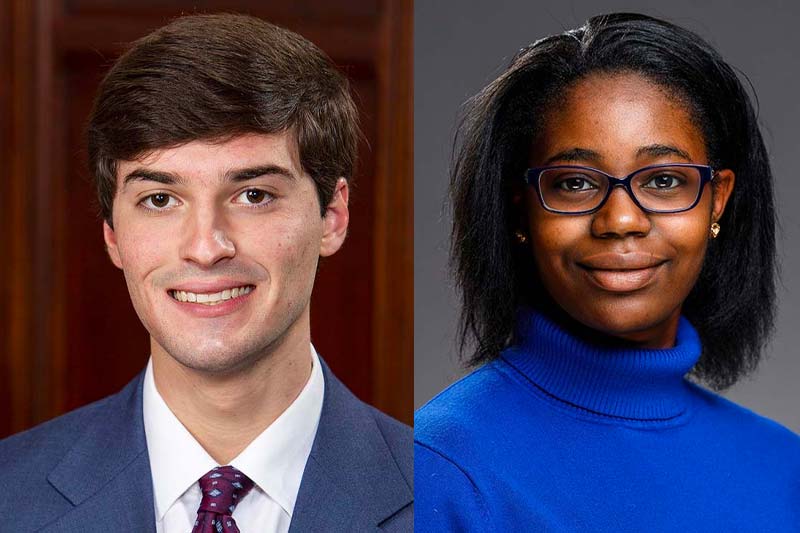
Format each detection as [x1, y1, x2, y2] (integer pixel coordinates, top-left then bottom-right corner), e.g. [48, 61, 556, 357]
[523, 163, 716, 215]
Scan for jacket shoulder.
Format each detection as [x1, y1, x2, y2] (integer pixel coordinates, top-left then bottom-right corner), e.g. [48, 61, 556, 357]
[0, 392, 124, 528]
[319, 360, 413, 483]
[0, 393, 115, 472]
[366, 404, 413, 481]
[295, 362, 414, 530]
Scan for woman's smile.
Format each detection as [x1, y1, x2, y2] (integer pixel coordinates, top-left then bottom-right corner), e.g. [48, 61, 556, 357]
[576, 251, 669, 292]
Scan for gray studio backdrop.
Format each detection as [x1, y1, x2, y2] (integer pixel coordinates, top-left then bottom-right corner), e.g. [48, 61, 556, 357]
[415, 0, 800, 432]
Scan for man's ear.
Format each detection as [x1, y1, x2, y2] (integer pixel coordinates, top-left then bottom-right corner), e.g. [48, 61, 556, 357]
[103, 220, 124, 269]
[320, 178, 350, 257]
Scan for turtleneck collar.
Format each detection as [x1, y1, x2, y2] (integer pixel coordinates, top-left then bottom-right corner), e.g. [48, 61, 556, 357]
[501, 309, 702, 421]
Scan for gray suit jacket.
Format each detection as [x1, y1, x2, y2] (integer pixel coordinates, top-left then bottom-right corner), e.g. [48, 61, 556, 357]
[0, 361, 413, 532]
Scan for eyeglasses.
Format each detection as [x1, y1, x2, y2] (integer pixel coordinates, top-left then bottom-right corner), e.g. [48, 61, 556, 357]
[523, 163, 715, 215]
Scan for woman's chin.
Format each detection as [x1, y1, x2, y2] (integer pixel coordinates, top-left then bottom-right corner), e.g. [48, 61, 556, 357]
[555, 303, 682, 349]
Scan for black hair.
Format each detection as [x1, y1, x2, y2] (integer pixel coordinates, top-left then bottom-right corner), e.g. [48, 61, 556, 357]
[450, 13, 776, 390]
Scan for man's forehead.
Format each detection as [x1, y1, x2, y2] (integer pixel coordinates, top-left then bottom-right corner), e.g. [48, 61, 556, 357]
[115, 131, 304, 190]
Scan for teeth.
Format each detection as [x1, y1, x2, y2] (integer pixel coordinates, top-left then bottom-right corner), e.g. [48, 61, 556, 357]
[171, 285, 253, 305]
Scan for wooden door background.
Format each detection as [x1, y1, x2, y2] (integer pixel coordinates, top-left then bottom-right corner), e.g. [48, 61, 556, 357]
[0, 0, 413, 437]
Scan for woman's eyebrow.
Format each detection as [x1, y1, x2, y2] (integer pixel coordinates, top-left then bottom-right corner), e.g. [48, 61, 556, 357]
[542, 145, 693, 166]
[544, 148, 601, 165]
[636, 144, 692, 161]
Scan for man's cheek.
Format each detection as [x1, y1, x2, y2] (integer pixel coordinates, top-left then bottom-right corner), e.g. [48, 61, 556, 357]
[121, 231, 172, 268]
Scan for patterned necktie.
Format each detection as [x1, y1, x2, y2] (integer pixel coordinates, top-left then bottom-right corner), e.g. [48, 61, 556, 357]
[192, 465, 255, 533]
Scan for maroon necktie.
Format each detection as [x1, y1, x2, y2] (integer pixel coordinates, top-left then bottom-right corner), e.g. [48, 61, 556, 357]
[192, 466, 255, 533]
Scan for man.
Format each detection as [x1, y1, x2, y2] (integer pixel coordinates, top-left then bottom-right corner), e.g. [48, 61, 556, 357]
[0, 14, 412, 532]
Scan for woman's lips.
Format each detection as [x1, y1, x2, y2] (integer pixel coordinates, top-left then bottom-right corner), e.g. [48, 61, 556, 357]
[580, 265, 664, 292]
[578, 253, 668, 292]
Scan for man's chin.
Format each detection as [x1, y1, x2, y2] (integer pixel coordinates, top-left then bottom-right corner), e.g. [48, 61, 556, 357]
[180, 354, 260, 376]
[153, 338, 267, 376]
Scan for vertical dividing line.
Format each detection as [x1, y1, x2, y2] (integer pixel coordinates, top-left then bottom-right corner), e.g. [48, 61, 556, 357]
[373, 0, 414, 424]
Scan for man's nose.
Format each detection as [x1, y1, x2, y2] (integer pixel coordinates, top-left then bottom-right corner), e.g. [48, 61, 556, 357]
[179, 205, 236, 266]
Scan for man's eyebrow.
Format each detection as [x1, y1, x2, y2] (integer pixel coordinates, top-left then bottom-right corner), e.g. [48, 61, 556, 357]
[636, 144, 692, 161]
[224, 164, 297, 182]
[121, 164, 297, 190]
[122, 169, 186, 190]
[544, 148, 602, 165]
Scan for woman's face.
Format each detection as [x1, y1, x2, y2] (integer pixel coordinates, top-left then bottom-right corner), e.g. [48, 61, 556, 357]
[525, 72, 734, 348]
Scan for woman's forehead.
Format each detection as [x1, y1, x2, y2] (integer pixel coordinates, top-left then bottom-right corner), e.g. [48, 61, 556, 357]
[530, 72, 707, 169]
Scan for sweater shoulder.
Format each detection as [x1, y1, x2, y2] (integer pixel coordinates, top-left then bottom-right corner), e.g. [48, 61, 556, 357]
[415, 360, 522, 450]
[688, 382, 800, 452]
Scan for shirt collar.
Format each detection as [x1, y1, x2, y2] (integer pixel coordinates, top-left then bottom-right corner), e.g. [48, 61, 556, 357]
[143, 345, 324, 521]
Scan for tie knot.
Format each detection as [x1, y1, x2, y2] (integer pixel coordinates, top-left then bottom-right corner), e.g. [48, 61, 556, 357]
[197, 466, 255, 516]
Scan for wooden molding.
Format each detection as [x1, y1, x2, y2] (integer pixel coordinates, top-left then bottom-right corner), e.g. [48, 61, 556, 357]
[372, 0, 413, 424]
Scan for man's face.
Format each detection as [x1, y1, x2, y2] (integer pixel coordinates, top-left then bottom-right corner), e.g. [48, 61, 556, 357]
[103, 132, 349, 373]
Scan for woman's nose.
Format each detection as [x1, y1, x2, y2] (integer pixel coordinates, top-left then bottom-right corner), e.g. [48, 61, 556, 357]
[590, 186, 652, 238]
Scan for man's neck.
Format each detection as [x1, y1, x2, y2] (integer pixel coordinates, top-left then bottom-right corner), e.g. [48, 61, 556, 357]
[150, 323, 313, 465]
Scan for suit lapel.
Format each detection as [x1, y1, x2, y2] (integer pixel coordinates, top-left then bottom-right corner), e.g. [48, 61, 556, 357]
[42, 372, 156, 532]
[289, 362, 412, 532]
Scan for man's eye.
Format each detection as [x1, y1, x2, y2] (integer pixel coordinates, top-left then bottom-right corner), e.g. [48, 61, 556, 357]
[236, 189, 274, 206]
[141, 193, 177, 210]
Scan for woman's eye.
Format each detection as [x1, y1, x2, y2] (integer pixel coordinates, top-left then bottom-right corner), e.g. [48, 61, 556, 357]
[236, 188, 274, 206]
[558, 177, 597, 191]
[141, 193, 177, 210]
[644, 174, 682, 189]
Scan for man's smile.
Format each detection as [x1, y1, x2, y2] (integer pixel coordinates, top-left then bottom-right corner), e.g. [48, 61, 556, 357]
[164, 279, 259, 318]
[169, 285, 255, 305]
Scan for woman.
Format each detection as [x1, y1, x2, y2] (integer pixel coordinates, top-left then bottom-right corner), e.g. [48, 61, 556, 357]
[415, 13, 800, 532]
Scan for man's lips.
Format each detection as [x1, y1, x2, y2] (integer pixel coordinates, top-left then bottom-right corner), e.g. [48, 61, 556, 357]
[166, 279, 257, 309]
[165, 282, 256, 318]
[577, 253, 668, 292]
[168, 279, 256, 294]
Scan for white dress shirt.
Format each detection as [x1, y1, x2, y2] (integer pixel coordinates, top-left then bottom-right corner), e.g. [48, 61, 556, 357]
[143, 346, 324, 533]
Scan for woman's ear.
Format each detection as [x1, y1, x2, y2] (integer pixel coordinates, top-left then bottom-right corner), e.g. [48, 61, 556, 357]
[711, 169, 735, 222]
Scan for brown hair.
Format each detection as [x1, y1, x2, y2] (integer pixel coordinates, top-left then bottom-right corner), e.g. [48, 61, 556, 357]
[88, 13, 359, 226]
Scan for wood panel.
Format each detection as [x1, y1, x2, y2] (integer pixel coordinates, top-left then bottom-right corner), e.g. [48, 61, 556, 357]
[0, 0, 13, 438]
[1, 0, 47, 436]
[0, 0, 412, 437]
[372, 0, 414, 423]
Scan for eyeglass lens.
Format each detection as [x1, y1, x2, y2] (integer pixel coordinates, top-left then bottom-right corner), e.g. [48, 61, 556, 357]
[538, 166, 703, 213]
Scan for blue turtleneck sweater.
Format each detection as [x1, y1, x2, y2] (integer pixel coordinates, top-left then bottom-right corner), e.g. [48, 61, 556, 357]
[415, 312, 800, 532]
